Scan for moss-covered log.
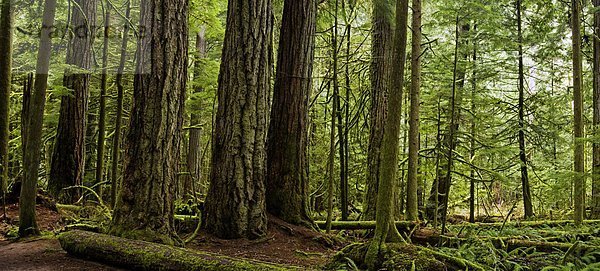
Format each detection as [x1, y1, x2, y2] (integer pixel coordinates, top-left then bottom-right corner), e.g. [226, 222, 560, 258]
[314, 220, 418, 231]
[58, 230, 300, 271]
[447, 220, 600, 229]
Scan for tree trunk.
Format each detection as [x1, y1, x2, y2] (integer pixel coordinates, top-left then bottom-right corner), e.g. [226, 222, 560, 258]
[185, 29, 207, 199]
[0, 0, 14, 210]
[592, 0, 600, 219]
[204, 0, 272, 239]
[95, 1, 112, 196]
[266, 0, 316, 226]
[469, 25, 477, 223]
[365, 0, 393, 222]
[365, 0, 409, 267]
[571, 0, 585, 225]
[110, 0, 188, 246]
[517, 0, 533, 219]
[48, 0, 96, 203]
[110, 0, 131, 209]
[20, 0, 58, 237]
[406, 0, 422, 222]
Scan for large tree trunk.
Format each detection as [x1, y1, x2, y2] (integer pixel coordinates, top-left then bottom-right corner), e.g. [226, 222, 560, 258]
[406, 0, 422, 222]
[364, 0, 394, 222]
[110, 0, 188, 246]
[20, 0, 58, 237]
[0, 0, 14, 209]
[48, 0, 96, 203]
[185, 29, 207, 199]
[592, 0, 600, 219]
[204, 0, 272, 239]
[266, 0, 316, 226]
[517, 0, 533, 219]
[365, 0, 409, 268]
[95, 1, 112, 196]
[571, 0, 585, 225]
[110, 0, 131, 209]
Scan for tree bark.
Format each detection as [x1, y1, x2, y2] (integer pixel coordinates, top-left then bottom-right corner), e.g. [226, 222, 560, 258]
[20, 0, 58, 237]
[110, 0, 131, 209]
[95, 0, 112, 196]
[571, 0, 585, 225]
[517, 0, 533, 219]
[266, 0, 316, 226]
[592, 0, 600, 219]
[204, 0, 272, 239]
[110, 0, 188, 246]
[366, 0, 409, 267]
[0, 0, 14, 209]
[365, 0, 394, 222]
[406, 0, 422, 222]
[48, 0, 96, 203]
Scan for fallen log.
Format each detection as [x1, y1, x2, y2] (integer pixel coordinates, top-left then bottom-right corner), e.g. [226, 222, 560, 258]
[58, 230, 300, 271]
[314, 220, 419, 231]
[447, 220, 600, 230]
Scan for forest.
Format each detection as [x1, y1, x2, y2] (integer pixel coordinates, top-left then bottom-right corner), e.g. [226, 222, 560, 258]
[2, 0, 600, 270]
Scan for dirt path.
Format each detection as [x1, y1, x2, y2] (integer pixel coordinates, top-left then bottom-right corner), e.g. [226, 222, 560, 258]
[0, 238, 125, 271]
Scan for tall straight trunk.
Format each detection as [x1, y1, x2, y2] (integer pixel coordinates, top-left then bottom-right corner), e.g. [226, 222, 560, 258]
[48, 0, 96, 203]
[366, 0, 409, 267]
[266, 0, 316, 226]
[469, 25, 477, 223]
[406, 0, 422, 222]
[96, 1, 112, 196]
[571, 0, 585, 225]
[204, 0, 272, 239]
[20, 0, 58, 237]
[110, 0, 189, 246]
[325, 86, 336, 233]
[185, 28, 207, 199]
[592, 0, 600, 219]
[517, 0, 533, 219]
[0, 0, 14, 212]
[427, 18, 468, 224]
[110, 0, 131, 208]
[343, 0, 352, 222]
[365, 0, 393, 221]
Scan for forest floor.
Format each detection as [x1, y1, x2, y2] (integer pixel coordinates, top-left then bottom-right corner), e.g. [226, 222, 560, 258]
[0, 202, 341, 270]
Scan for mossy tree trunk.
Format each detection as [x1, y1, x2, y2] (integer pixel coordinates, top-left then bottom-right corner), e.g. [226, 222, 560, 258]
[266, 0, 316, 226]
[0, 0, 14, 212]
[571, 0, 585, 225]
[366, 0, 409, 268]
[110, 0, 188, 246]
[48, 0, 96, 204]
[365, 0, 394, 222]
[110, 0, 131, 209]
[406, 0, 422, 222]
[20, 0, 59, 237]
[204, 0, 272, 239]
[592, 0, 600, 219]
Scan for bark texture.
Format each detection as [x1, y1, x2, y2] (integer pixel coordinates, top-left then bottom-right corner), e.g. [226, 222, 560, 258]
[266, 0, 316, 225]
[365, 0, 394, 222]
[204, 0, 272, 239]
[0, 0, 14, 201]
[48, 0, 96, 203]
[95, 2, 112, 195]
[592, 0, 600, 219]
[110, 0, 188, 246]
[571, 0, 585, 225]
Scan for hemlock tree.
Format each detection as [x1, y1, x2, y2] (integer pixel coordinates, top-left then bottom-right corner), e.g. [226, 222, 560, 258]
[365, 0, 394, 222]
[571, 0, 585, 225]
[110, 0, 189, 245]
[20, 0, 58, 237]
[405, 0, 422, 222]
[266, 0, 317, 226]
[48, 0, 96, 203]
[593, 0, 600, 219]
[365, 0, 409, 267]
[203, 0, 272, 239]
[0, 0, 14, 212]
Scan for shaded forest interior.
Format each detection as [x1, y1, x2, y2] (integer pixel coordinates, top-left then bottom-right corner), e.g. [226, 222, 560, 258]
[3, 0, 600, 270]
